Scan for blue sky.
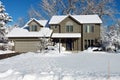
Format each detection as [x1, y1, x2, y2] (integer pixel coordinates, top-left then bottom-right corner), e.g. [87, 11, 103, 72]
[1, 0, 120, 26]
[1, 0, 40, 25]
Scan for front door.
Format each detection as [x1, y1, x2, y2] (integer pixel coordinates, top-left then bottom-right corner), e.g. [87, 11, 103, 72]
[66, 39, 72, 50]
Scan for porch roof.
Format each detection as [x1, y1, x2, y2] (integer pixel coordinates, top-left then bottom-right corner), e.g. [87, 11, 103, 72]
[52, 33, 81, 38]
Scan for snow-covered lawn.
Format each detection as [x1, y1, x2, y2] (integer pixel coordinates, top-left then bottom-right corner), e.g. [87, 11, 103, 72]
[0, 51, 120, 80]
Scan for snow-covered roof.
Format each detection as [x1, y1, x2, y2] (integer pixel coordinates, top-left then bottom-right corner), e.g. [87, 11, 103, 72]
[6, 27, 53, 38]
[52, 33, 81, 38]
[23, 18, 48, 28]
[49, 15, 68, 24]
[49, 15, 102, 24]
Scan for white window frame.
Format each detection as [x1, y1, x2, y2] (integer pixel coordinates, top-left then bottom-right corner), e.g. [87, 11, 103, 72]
[84, 24, 94, 33]
[31, 25, 37, 31]
[66, 21, 73, 32]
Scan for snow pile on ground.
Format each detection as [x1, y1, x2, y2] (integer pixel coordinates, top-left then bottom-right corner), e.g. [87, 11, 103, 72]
[0, 51, 120, 80]
[83, 47, 102, 52]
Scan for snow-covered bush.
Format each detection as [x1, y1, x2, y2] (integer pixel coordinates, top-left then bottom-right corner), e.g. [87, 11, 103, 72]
[38, 36, 51, 53]
[101, 25, 120, 52]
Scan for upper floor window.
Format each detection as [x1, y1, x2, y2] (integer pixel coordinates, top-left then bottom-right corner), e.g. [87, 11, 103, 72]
[85, 24, 94, 33]
[66, 21, 73, 32]
[66, 25, 73, 32]
[31, 25, 37, 31]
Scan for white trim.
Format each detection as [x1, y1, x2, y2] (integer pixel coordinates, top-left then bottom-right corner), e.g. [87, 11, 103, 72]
[52, 33, 81, 38]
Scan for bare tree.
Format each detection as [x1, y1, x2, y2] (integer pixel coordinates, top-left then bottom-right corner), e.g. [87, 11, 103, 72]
[28, 0, 117, 22]
[15, 17, 26, 27]
[28, 6, 44, 19]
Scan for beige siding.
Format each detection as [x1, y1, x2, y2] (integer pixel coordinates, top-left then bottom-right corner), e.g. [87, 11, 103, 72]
[83, 24, 100, 39]
[50, 17, 82, 33]
[29, 21, 43, 32]
[50, 16, 82, 51]
[60, 17, 81, 33]
[82, 24, 101, 50]
[50, 25, 60, 33]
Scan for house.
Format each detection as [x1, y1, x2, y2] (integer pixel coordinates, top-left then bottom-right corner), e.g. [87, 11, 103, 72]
[49, 15, 102, 51]
[6, 18, 52, 52]
[7, 15, 102, 52]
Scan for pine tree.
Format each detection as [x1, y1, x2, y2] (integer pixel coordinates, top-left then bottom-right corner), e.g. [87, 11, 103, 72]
[0, 1, 12, 50]
[0, 1, 12, 43]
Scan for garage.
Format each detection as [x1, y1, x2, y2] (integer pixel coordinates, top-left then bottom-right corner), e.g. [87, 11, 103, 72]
[15, 40, 40, 52]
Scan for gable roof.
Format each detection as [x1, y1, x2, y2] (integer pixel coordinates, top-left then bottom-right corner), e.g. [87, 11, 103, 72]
[6, 27, 53, 38]
[49, 15, 102, 24]
[23, 18, 48, 28]
[49, 15, 68, 24]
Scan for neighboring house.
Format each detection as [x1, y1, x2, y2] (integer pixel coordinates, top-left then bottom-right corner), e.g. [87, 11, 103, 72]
[49, 15, 102, 51]
[7, 15, 102, 52]
[6, 18, 52, 52]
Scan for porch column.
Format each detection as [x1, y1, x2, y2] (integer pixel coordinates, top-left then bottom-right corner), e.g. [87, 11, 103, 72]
[59, 39, 61, 53]
[77, 39, 78, 52]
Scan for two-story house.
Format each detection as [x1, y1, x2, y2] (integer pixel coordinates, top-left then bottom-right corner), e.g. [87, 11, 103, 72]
[7, 15, 102, 52]
[49, 15, 102, 51]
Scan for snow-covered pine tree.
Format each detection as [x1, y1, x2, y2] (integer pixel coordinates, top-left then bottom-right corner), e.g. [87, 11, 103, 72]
[0, 1, 12, 50]
[38, 35, 51, 53]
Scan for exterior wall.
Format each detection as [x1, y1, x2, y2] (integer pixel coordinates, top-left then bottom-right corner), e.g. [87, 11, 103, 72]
[28, 20, 43, 32]
[50, 17, 82, 33]
[50, 24, 60, 33]
[82, 24, 101, 50]
[60, 17, 81, 33]
[50, 16, 82, 51]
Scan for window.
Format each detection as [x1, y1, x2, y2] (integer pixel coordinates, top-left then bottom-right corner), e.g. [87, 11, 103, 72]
[66, 25, 73, 32]
[84, 39, 95, 49]
[66, 21, 73, 32]
[91, 25, 94, 32]
[85, 40, 87, 49]
[85, 24, 94, 33]
[31, 25, 37, 31]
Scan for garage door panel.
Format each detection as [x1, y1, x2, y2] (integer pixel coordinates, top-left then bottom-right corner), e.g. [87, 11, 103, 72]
[15, 41, 39, 52]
